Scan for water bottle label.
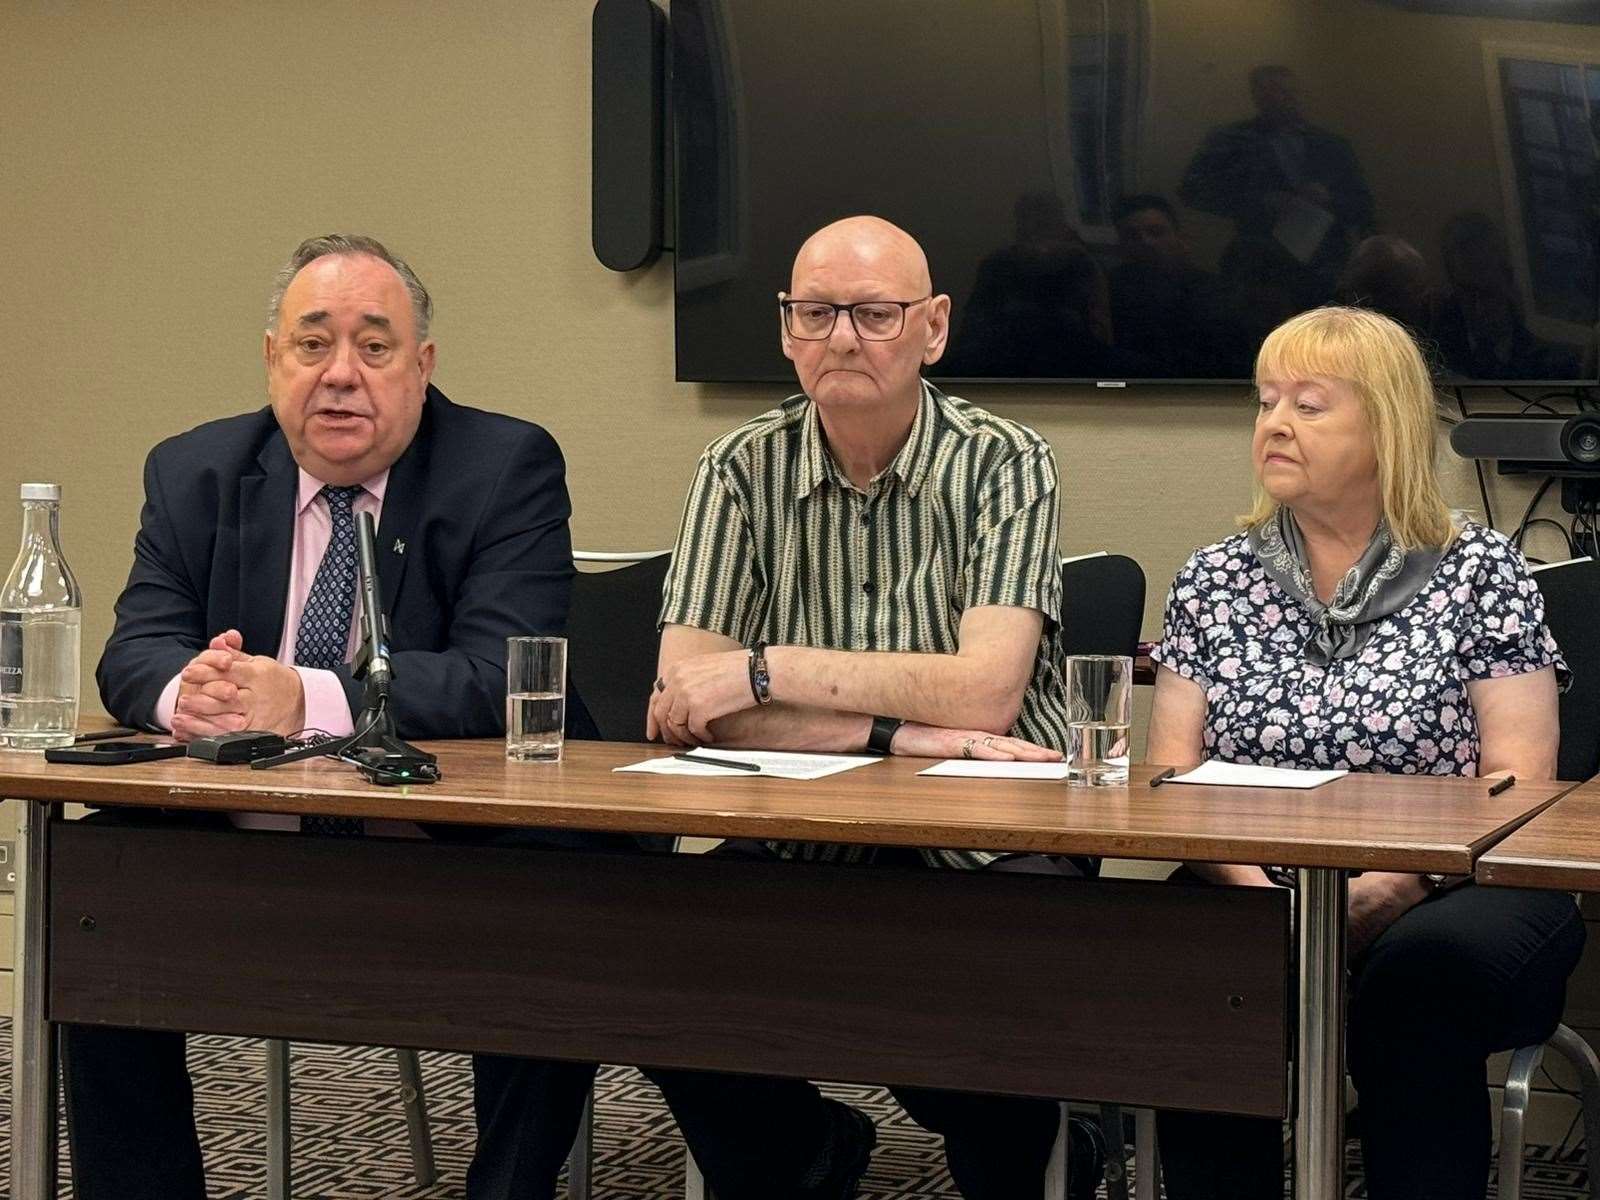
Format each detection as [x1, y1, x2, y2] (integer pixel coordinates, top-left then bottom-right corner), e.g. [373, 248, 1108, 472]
[0, 613, 22, 698]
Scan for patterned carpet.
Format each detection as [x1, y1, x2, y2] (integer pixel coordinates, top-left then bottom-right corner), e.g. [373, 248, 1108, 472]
[0, 1022, 1588, 1198]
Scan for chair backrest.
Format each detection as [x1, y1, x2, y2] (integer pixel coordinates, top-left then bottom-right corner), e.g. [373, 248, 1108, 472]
[1059, 553, 1146, 659]
[1532, 558, 1600, 781]
[567, 552, 672, 743]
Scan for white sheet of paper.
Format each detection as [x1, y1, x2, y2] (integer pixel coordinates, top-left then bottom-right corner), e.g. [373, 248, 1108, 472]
[1272, 195, 1336, 263]
[1167, 761, 1346, 790]
[614, 748, 881, 781]
[918, 760, 1074, 780]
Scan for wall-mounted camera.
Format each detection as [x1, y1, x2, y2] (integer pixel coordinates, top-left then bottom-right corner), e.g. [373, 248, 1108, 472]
[1450, 413, 1600, 512]
[1450, 413, 1600, 470]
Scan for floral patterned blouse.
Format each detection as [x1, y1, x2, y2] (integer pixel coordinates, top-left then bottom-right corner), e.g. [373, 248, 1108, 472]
[1151, 522, 1566, 775]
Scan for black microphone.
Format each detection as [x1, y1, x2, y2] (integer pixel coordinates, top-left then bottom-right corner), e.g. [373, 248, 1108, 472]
[251, 508, 438, 781]
[355, 511, 390, 690]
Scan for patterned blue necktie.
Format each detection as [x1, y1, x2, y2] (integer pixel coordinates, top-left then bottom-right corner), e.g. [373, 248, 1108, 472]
[294, 485, 364, 672]
[296, 485, 365, 835]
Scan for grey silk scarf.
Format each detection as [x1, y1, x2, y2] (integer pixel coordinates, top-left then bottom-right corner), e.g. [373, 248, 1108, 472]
[1248, 508, 1443, 666]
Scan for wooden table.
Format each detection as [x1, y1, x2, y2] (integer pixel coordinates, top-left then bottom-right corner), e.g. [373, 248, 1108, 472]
[0, 742, 1573, 1200]
[1477, 776, 1600, 891]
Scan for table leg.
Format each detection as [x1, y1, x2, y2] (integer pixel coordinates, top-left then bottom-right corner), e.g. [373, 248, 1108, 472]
[1294, 867, 1347, 1200]
[11, 799, 57, 1199]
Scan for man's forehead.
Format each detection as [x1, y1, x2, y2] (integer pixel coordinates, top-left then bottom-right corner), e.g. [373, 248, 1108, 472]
[285, 253, 405, 302]
[790, 218, 931, 294]
[789, 245, 929, 297]
[280, 254, 412, 328]
[292, 309, 394, 330]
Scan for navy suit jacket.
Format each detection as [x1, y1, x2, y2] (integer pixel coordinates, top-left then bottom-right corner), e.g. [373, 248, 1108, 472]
[98, 385, 597, 740]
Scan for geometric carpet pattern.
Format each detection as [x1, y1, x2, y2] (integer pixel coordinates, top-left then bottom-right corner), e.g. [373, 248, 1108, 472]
[0, 1021, 1589, 1198]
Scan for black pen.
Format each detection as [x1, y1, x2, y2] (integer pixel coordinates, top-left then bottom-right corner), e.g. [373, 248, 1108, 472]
[1488, 774, 1517, 796]
[1149, 767, 1178, 788]
[74, 727, 141, 744]
[674, 752, 762, 773]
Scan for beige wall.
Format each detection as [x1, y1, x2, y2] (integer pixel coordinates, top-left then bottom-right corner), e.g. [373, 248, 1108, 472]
[0, 0, 1562, 713]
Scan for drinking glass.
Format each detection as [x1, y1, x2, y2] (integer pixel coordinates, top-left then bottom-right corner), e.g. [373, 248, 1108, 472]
[1063, 654, 1132, 786]
[506, 636, 567, 762]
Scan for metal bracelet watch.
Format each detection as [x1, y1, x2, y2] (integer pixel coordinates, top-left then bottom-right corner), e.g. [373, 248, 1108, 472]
[747, 642, 773, 706]
[867, 716, 904, 756]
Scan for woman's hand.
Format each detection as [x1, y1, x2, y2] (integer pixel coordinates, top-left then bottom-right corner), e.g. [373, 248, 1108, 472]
[1348, 871, 1432, 957]
[890, 722, 1063, 761]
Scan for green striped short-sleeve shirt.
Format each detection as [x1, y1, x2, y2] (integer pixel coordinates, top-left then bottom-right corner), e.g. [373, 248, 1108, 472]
[660, 382, 1070, 869]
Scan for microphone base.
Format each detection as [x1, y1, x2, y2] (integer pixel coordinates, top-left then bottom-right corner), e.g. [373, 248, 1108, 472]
[251, 695, 440, 784]
[345, 699, 440, 783]
[347, 705, 436, 763]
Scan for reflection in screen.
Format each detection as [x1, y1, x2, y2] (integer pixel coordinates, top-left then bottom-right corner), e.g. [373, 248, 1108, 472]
[671, 0, 1600, 384]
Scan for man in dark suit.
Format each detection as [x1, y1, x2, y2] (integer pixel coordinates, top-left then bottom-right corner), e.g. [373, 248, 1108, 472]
[68, 234, 597, 1200]
[1180, 64, 1374, 294]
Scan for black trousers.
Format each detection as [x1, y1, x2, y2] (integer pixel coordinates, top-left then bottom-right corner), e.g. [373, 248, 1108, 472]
[1157, 877, 1586, 1200]
[642, 843, 1074, 1200]
[58, 810, 614, 1200]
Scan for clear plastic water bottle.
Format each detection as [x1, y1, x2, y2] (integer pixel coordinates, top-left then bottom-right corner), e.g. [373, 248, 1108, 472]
[0, 484, 82, 750]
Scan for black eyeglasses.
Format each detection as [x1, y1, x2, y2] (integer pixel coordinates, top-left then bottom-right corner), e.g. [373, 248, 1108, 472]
[778, 294, 932, 341]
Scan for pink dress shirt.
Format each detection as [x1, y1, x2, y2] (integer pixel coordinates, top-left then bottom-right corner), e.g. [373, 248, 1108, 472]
[154, 468, 389, 734]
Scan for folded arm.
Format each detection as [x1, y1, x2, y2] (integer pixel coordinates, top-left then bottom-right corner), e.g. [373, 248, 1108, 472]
[648, 605, 1053, 758]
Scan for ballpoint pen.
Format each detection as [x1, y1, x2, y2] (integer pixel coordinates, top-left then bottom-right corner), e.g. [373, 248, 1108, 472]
[674, 752, 762, 773]
[74, 727, 141, 744]
[1149, 767, 1178, 787]
[1488, 775, 1516, 796]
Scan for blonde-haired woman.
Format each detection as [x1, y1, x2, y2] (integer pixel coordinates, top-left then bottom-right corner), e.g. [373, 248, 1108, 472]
[1148, 307, 1583, 1199]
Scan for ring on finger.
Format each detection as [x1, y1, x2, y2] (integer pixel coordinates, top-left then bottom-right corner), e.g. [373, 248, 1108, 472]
[961, 737, 975, 760]
[654, 677, 666, 692]
[982, 736, 996, 748]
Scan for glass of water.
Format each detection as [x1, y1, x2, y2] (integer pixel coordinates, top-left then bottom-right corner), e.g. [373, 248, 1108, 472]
[506, 636, 567, 762]
[1063, 654, 1132, 786]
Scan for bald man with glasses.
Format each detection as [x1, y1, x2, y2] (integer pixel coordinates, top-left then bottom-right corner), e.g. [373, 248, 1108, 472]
[643, 217, 1103, 1200]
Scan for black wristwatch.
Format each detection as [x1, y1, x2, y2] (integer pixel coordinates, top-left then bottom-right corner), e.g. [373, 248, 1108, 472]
[867, 715, 904, 756]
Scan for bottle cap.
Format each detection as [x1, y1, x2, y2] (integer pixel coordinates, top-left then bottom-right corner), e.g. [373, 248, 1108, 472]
[19, 483, 60, 502]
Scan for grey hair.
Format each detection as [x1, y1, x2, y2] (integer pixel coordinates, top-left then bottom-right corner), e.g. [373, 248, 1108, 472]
[265, 234, 433, 341]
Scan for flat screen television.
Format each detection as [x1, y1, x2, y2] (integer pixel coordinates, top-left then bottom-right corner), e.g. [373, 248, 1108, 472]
[670, 0, 1600, 385]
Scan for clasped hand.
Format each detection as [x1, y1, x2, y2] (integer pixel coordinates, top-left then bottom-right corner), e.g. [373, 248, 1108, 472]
[170, 629, 307, 742]
[646, 649, 755, 745]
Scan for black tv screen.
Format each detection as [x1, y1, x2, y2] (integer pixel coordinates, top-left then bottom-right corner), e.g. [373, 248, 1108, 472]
[670, 0, 1600, 385]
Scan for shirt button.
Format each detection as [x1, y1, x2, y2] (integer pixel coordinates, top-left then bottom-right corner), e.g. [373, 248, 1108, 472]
[862, 581, 877, 595]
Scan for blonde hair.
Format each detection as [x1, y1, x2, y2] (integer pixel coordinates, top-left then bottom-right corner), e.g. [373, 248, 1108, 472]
[1240, 306, 1456, 550]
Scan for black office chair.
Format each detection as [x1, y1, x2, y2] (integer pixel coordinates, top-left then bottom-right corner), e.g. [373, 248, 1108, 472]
[1497, 557, 1600, 1200]
[568, 551, 673, 742]
[1535, 557, 1600, 782]
[1059, 553, 1146, 659]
